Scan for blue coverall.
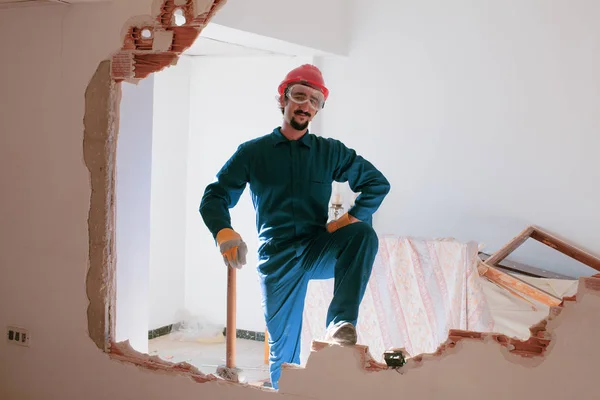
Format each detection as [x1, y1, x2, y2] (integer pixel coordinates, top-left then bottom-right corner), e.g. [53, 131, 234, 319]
[200, 127, 390, 389]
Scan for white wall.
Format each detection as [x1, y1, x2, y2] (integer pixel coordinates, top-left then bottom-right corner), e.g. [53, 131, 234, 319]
[319, 0, 600, 277]
[115, 79, 154, 353]
[211, 0, 349, 55]
[146, 51, 323, 334]
[148, 56, 192, 330]
[186, 55, 313, 332]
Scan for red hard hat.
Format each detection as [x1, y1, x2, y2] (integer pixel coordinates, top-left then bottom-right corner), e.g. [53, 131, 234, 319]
[278, 64, 329, 100]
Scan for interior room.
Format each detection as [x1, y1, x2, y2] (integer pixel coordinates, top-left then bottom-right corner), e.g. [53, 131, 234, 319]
[1, 0, 600, 399]
[115, 24, 326, 384]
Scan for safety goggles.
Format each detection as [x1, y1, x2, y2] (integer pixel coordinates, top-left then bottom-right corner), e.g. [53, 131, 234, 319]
[286, 83, 326, 110]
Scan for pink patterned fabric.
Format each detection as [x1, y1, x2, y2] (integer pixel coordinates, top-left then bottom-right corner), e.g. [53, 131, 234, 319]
[300, 236, 495, 363]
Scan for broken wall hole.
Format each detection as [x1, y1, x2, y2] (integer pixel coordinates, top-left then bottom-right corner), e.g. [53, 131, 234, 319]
[141, 28, 153, 39]
[174, 8, 186, 26]
[85, 0, 237, 385]
[82, 0, 600, 393]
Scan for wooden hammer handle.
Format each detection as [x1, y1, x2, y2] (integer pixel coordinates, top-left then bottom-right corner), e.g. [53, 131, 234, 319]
[226, 266, 236, 369]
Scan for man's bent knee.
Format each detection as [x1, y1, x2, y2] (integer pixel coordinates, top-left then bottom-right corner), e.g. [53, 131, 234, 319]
[346, 221, 378, 246]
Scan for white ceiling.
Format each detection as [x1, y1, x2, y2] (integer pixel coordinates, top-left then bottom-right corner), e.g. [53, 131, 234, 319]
[184, 36, 281, 57]
[184, 23, 334, 58]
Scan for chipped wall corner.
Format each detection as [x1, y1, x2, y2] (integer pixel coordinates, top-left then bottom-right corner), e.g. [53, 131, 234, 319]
[83, 0, 225, 362]
[84, 59, 121, 352]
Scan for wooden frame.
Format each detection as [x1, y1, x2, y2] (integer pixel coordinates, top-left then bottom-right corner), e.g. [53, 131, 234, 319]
[478, 252, 574, 279]
[479, 225, 600, 307]
[485, 225, 600, 272]
[478, 262, 562, 306]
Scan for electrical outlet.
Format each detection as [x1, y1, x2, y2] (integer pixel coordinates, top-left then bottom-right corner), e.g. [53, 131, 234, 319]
[6, 326, 30, 347]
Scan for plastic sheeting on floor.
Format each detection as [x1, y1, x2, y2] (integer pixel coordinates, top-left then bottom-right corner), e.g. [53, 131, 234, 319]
[300, 235, 577, 364]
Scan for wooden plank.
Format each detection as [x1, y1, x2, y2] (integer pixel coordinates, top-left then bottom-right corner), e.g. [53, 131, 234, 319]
[485, 226, 535, 266]
[226, 267, 236, 369]
[530, 227, 600, 272]
[478, 262, 562, 307]
[264, 329, 269, 365]
[478, 252, 575, 279]
[486, 225, 600, 275]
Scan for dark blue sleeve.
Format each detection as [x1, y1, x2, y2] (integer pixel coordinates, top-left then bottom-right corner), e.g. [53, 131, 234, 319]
[199, 144, 250, 240]
[330, 139, 391, 223]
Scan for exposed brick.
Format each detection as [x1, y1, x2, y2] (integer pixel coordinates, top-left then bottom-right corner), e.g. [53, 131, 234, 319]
[110, 0, 227, 81]
[582, 276, 600, 292]
[170, 26, 201, 52]
[111, 52, 134, 80]
[158, 0, 187, 26]
[132, 53, 178, 79]
[448, 330, 485, 340]
[446, 328, 551, 358]
[561, 295, 577, 306]
[529, 319, 548, 337]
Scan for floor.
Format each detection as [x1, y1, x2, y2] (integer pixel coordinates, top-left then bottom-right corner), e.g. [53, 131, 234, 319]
[148, 333, 270, 384]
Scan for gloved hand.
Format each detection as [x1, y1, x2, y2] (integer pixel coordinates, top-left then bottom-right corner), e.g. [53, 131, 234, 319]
[216, 228, 248, 269]
[326, 212, 360, 233]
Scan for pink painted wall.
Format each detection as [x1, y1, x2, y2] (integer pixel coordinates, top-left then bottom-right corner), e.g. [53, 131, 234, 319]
[0, 1, 343, 398]
[0, 1, 599, 399]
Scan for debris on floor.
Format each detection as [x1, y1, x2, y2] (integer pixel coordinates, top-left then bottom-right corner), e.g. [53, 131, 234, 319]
[169, 310, 225, 344]
[149, 333, 269, 384]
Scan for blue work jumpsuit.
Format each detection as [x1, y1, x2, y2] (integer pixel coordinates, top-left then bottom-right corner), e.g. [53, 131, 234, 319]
[200, 127, 390, 389]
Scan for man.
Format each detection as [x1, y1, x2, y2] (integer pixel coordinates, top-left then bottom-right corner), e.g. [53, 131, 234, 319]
[199, 64, 390, 389]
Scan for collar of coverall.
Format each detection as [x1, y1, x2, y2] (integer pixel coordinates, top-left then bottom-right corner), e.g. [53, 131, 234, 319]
[272, 127, 312, 148]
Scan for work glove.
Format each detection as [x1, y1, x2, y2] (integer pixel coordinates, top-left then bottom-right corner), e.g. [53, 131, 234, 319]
[216, 228, 248, 269]
[326, 212, 360, 233]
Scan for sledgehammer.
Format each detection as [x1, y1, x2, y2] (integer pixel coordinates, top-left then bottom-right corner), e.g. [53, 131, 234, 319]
[216, 266, 241, 382]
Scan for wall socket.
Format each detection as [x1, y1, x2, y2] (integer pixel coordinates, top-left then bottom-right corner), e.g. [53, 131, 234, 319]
[7, 326, 30, 347]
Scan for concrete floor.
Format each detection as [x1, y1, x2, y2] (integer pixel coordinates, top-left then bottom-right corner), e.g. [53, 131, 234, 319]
[148, 333, 270, 384]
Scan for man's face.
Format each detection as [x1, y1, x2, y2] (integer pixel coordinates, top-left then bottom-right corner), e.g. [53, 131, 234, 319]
[282, 84, 325, 131]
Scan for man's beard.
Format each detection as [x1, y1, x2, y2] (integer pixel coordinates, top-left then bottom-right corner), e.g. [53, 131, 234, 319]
[290, 117, 309, 131]
[290, 110, 311, 131]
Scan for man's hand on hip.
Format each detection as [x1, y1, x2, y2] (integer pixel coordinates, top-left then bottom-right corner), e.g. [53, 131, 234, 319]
[326, 212, 360, 233]
[216, 228, 248, 269]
